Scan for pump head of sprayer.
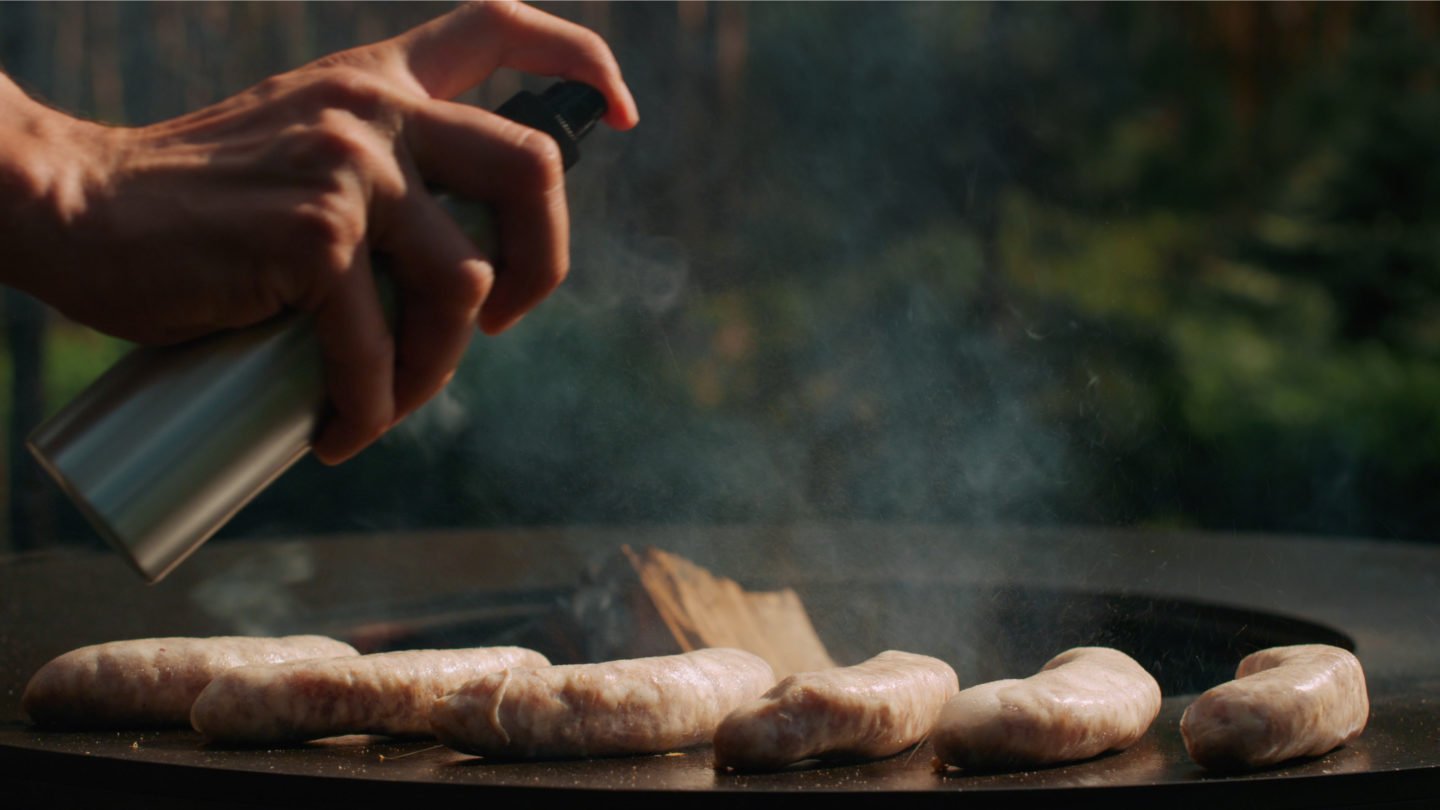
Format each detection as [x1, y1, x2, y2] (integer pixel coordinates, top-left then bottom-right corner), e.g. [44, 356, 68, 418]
[498, 82, 607, 170]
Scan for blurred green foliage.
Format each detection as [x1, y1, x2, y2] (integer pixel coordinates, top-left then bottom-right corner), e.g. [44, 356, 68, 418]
[3, 2, 1439, 546]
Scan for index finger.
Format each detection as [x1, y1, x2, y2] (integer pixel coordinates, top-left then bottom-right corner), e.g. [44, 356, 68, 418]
[393, 1, 639, 130]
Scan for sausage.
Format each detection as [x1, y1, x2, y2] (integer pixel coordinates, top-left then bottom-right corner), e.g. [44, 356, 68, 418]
[1181, 644, 1368, 771]
[190, 647, 549, 745]
[430, 648, 775, 759]
[21, 635, 357, 729]
[931, 647, 1161, 772]
[713, 650, 959, 771]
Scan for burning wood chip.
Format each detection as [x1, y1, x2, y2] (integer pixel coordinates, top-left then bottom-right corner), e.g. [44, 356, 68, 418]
[567, 545, 835, 680]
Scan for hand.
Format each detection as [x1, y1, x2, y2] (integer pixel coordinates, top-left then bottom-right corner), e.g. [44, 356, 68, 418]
[0, 1, 639, 464]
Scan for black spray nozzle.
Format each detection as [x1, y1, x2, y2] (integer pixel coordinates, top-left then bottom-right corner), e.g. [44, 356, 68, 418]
[496, 81, 607, 170]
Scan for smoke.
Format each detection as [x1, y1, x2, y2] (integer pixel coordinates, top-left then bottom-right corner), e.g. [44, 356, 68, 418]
[190, 542, 315, 635]
[10, 4, 1085, 559]
[567, 228, 691, 317]
[390, 2, 1084, 559]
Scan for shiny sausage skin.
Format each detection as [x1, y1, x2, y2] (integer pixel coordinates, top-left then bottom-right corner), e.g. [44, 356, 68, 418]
[190, 647, 549, 745]
[1181, 644, 1368, 771]
[932, 647, 1161, 772]
[431, 648, 775, 759]
[21, 635, 357, 729]
[713, 650, 959, 771]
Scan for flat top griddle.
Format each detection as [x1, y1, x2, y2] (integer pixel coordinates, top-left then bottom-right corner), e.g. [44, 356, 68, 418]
[3, 695, 1438, 809]
[3, 525, 1439, 807]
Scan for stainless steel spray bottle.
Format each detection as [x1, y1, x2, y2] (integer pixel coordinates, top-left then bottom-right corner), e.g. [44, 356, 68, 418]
[27, 82, 607, 582]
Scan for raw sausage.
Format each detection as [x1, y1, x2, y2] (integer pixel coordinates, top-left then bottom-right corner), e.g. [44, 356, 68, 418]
[431, 648, 775, 759]
[1181, 644, 1368, 771]
[713, 650, 959, 771]
[190, 647, 549, 744]
[21, 635, 357, 729]
[932, 647, 1161, 771]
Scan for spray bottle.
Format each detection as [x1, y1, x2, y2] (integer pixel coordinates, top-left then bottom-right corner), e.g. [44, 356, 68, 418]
[27, 82, 608, 582]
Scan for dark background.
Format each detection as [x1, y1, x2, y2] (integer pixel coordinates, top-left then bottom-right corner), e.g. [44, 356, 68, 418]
[3, 2, 1438, 552]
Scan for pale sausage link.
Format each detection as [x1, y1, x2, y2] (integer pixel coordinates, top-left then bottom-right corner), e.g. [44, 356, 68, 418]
[190, 647, 549, 744]
[21, 635, 358, 728]
[1181, 644, 1368, 771]
[431, 648, 776, 759]
[931, 647, 1161, 772]
[713, 650, 959, 771]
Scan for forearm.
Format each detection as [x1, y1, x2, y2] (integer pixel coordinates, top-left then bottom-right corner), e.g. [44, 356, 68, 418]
[0, 73, 110, 295]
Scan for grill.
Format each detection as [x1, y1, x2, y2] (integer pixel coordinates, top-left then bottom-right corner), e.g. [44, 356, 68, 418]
[3, 524, 1438, 808]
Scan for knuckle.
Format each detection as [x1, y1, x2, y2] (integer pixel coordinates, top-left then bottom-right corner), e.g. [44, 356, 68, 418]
[516, 252, 568, 302]
[307, 68, 395, 120]
[298, 109, 407, 199]
[252, 72, 294, 101]
[575, 29, 613, 66]
[452, 261, 494, 311]
[275, 117, 368, 183]
[292, 198, 363, 277]
[360, 408, 393, 441]
[337, 389, 395, 448]
[290, 115, 405, 200]
[544, 260, 570, 293]
[468, 0, 519, 28]
[511, 129, 565, 188]
[306, 117, 372, 166]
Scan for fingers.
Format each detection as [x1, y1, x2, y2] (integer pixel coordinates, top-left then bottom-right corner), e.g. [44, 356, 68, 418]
[393, 1, 639, 130]
[295, 2, 639, 463]
[311, 246, 396, 465]
[381, 191, 495, 421]
[406, 100, 569, 334]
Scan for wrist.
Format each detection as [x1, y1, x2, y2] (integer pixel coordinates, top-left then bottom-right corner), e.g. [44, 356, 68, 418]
[0, 75, 120, 294]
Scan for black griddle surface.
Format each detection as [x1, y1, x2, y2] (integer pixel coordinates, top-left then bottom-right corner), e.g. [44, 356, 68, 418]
[3, 693, 1438, 809]
[6, 526, 1440, 807]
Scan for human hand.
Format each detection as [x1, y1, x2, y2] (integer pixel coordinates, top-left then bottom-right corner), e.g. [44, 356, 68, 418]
[1, 1, 638, 464]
